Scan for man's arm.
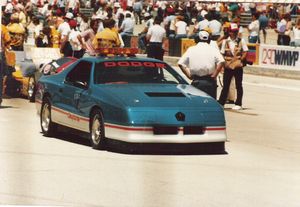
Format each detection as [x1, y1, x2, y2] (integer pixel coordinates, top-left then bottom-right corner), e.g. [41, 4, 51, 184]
[211, 47, 225, 79]
[178, 64, 192, 80]
[119, 21, 125, 32]
[178, 48, 192, 79]
[77, 34, 86, 49]
[211, 62, 224, 79]
[60, 35, 68, 52]
[241, 51, 247, 62]
[146, 27, 152, 41]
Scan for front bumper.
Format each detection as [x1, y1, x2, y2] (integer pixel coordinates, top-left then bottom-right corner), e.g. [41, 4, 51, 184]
[104, 123, 227, 144]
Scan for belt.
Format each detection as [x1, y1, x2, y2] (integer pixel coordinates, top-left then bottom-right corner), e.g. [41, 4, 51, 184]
[192, 75, 213, 80]
[149, 42, 162, 45]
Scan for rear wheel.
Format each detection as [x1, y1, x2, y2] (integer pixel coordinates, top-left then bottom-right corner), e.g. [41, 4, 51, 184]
[28, 76, 36, 102]
[90, 109, 106, 150]
[40, 97, 57, 136]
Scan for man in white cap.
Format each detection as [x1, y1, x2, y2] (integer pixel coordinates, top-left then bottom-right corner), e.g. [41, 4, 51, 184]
[58, 12, 73, 56]
[138, 12, 153, 52]
[218, 23, 248, 110]
[178, 30, 224, 99]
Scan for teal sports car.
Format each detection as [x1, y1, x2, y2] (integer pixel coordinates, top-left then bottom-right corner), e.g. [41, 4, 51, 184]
[35, 55, 227, 153]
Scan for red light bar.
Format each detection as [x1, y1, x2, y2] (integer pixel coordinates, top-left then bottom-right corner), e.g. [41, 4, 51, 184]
[96, 48, 138, 56]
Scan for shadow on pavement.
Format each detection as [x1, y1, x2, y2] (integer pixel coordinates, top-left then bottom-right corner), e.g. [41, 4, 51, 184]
[42, 131, 91, 147]
[225, 108, 258, 116]
[0, 105, 15, 109]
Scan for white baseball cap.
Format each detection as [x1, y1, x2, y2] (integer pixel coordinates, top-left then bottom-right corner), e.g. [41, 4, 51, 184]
[65, 12, 74, 19]
[94, 14, 106, 20]
[198, 31, 210, 41]
[144, 12, 150, 18]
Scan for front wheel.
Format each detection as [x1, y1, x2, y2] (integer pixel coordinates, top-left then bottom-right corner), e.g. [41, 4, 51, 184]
[90, 109, 106, 150]
[40, 97, 57, 136]
[28, 76, 36, 102]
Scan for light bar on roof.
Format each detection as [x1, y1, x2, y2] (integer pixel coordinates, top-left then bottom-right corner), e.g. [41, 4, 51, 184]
[96, 48, 139, 56]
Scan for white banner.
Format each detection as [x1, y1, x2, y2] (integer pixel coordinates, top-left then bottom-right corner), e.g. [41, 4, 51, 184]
[259, 44, 300, 71]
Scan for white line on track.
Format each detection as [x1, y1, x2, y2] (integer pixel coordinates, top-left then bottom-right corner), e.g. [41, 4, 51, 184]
[244, 82, 300, 92]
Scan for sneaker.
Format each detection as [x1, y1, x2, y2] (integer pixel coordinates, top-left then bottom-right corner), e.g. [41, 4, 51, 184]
[232, 105, 243, 110]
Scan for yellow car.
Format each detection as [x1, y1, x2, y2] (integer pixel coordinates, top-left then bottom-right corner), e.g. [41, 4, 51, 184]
[11, 56, 77, 102]
[12, 67, 36, 102]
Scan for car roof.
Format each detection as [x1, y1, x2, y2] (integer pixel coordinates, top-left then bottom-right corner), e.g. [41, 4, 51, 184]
[80, 56, 165, 64]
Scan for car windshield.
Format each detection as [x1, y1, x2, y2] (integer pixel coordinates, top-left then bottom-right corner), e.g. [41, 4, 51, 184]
[94, 61, 187, 85]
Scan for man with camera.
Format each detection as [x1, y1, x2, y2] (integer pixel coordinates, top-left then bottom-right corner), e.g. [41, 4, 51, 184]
[218, 23, 248, 110]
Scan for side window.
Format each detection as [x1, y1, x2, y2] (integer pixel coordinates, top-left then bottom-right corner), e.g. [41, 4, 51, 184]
[66, 61, 92, 87]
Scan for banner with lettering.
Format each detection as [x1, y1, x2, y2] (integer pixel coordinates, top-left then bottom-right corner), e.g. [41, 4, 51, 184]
[259, 44, 300, 71]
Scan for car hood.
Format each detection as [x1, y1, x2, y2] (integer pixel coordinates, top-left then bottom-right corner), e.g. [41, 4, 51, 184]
[94, 84, 220, 109]
[93, 84, 224, 126]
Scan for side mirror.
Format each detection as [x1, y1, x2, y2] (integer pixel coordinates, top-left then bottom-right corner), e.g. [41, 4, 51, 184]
[74, 81, 89, 90]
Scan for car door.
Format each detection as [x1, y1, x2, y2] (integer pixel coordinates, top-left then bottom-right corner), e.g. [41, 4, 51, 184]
[55, 60, 92, 132]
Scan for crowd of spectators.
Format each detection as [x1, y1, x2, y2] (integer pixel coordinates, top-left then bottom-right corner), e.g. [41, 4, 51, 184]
[1, 1, 300, 58]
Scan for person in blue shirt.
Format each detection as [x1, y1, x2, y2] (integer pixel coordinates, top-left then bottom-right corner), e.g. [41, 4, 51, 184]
[259, 11, 269, 44]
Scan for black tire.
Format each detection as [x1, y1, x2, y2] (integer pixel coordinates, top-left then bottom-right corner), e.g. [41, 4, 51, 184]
[40, 97, 57, 136]
[90, 109, 106, 150]
[28, 76, 36, 102]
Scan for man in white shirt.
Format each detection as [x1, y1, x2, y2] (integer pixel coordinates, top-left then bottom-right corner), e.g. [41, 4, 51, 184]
[57, 0, 66, 12]
[58, 12, 72, 38]
[120, 13, 135, 35]
[208, 15, 222, 41]
[175, 16, 188, 38]
[193, 14, 209, 34]
[67, 0, 79, 12]
[68, 20, 85, 58]
[58, 12, 73, 56]
[120, 13, 135, 47]
[248, 12, 260, 43]
[133, 0, 143, 24]
[127, 0, 133, 10]
[138, 13, 153, 51]
[146, 16, 166, 60]
[178, 30, 224, 99]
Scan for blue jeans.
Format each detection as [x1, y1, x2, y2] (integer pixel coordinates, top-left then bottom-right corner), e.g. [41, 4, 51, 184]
[175, 34, 187, 39]
[138, 33, 147, 50]
[248, 36, 258, 44]
[121, 33, 133, 48]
